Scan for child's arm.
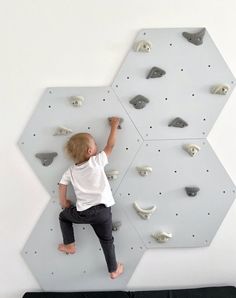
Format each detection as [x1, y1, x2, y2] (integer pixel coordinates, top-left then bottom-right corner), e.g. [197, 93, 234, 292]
[104, 117, 120, 157]
[59, 183, 71, 208]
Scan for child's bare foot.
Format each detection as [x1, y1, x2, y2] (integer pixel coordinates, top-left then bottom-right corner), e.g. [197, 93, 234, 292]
[58, 243, 76, 254]
[110, 263, 124, 279]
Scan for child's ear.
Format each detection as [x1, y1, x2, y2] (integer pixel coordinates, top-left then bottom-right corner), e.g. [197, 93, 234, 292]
[87, 148, 92, 155]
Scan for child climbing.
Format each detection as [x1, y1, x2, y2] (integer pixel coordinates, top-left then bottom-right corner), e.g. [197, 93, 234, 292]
[58, 117, 124, 279]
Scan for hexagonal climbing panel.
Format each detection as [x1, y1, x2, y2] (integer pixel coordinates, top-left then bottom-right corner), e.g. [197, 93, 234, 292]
[18, 27, 235, 291]
[112, 28, 235, 140]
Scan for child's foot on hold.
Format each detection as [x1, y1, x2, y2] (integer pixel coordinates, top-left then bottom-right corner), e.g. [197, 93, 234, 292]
[110, 263, 124, 279]
[58, 243, 76, 254]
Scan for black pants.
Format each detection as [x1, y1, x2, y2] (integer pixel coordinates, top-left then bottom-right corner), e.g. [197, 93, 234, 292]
[59, 204, 117, 273]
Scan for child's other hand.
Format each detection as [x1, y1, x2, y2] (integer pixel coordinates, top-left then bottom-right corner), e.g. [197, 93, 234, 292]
[63, 200, 72, 209]
[110, 117, 120, 129]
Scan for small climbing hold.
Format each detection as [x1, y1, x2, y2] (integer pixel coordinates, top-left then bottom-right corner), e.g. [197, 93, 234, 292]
[70, 96, 84, 107]
[53, 126, 73, 136]
[136, 166, 152, 177]
[211, 84, 230, 95]
[134, 40, 152, 53]
[108, 117, 124, 129]
[185, 186, 200, 197]
[35, 152, 58, 166]
[129, 95, 149, 109]
[184, 144, 201, 157]
[112, 221, 122, 231]
[168, 117, 188, 128]
[152, 231, 172, 243]
[133, 201, 157, 220]
[146, 67, 166, 79]
[182, 28, 206, 46]
[105, 170, 119, 181]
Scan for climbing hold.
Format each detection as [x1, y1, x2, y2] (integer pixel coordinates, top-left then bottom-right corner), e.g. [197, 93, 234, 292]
[152, 231, 172, 243]
[185, 186, 200, 197]
[211, 84, 230, 95]
[134, 40, 152, 53]
[182, 28, 206, 46]
[168, 117, 188, 128]
[53, 126, 73, 136]
[133, 201, 157, 220]
[136, 166, 152, 177]
[105, 170, 119, 181]
[35, 152, 58, 166]
[184, 144, 201, 157]
[70, 96, 84, 107]
[108, 117, 124, 129]
[146, 67, 166, 79]
[112, 221, 122, 231]
[129, 95, 149, 109]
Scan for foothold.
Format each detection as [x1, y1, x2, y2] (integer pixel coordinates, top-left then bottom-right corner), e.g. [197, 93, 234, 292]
[211, 84, 230, 95]
[133, 201, 157, 220]
[35, 152, 58, 166]
[168, 117, 188, 128]
[112, 221, 122, 231]
[152, 231, 172, 243]
[184, 144, 201, 157]
[70, 96, 84, 107]
[53, 126, 73, 136]
[136, 166, 152, 177]
[108, 117, 124, 129]
[134, 40, 152, 53]
[182, 28, 206, 46]
[185, 186, 200, 197]
[129, 95, 149, 109]
[147, 67, 166, 79]
[105, 170, 119, 181]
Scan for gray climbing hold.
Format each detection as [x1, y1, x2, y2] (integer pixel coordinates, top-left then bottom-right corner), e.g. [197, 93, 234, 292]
[185, 186, 200, 197]
[147, 67, 166, 79]
[108, 117, 124, 129]
[112, 221, 122, 231]
[129, 95, 149, 109]
[134, 40, 152, 53]
[35, 152, 58, 166]
[211, 84, 230, 95]
[168, 117, 188, 128]
[182, 28, 206, 46]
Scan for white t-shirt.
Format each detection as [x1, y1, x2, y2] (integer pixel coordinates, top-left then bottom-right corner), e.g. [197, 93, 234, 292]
[59, 151, 115, 211]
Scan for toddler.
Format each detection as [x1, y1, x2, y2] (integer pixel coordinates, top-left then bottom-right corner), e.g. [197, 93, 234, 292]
[58, 117, 124, 279]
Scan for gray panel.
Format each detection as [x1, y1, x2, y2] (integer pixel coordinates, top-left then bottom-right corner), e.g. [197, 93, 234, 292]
[115, 139, 236, 248]
[18, 87, 142, 199]
[22, 199, 146, 291]
[112, 28, 235, 140]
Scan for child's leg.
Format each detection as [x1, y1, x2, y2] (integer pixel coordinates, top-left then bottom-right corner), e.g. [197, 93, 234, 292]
[91, 207, 124, 278]
[58, 207, 77, 253]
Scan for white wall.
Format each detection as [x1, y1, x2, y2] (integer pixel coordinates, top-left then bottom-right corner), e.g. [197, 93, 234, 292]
[1, 0, 236, 297]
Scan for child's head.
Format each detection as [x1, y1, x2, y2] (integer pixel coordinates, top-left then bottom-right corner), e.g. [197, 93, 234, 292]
[65, 133, 97, 164]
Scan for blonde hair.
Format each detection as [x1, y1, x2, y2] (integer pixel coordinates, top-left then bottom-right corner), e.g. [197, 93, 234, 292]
[65, 133, 92, 164]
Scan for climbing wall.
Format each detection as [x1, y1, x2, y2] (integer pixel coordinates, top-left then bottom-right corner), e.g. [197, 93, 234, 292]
[18, 27, 235, 291]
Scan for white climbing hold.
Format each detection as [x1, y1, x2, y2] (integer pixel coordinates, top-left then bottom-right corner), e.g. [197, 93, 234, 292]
[211, 84, 230, 95]
[134, 40, 152, 53]
[105, 170, 119, 181]
[133, 201, 157, 220]
[152, 231, 172, 243]
[53, 126, 73, 136]
[70, 96, 85, 107]
[184, 144, 201, 157]
[136, 166, 152, 176]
